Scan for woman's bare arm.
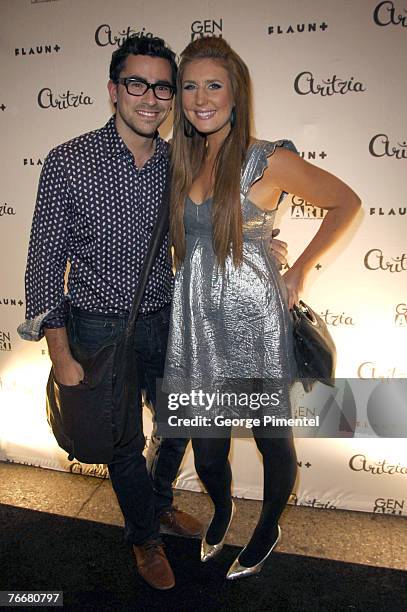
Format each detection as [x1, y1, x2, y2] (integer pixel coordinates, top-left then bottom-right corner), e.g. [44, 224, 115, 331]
[264, 148, 361, 307]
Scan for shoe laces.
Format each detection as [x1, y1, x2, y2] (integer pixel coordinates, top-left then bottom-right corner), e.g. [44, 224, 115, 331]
[143, 538, 164, 554]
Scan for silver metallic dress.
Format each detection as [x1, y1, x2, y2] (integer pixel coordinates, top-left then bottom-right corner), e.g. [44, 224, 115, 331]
[163, 140, 297, 418]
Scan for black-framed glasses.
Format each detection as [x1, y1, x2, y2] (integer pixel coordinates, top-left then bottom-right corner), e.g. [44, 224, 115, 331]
[117, 77, 176, 100]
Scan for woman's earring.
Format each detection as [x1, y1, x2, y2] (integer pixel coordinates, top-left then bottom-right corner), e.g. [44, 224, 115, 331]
[230, 106, 236, 128]
[184, 118, 196, 138]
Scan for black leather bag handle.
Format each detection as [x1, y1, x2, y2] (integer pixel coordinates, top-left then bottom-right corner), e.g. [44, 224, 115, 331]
[124, 170, 171, 341]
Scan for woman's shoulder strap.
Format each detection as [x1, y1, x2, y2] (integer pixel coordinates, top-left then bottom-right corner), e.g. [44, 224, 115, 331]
[240, 139, 298, 197]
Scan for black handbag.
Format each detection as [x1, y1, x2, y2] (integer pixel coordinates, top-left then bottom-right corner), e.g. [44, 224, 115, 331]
[291, 300, 336, 391]
[46, 175, 170, 464]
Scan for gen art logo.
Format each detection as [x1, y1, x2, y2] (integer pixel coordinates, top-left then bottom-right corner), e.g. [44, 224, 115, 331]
[373, 497, 405, 515]
[0, 330, 12, 351]
[190, 19, 223, 41]
[290, 196, 326, 219]
[394, 303, 407, 326]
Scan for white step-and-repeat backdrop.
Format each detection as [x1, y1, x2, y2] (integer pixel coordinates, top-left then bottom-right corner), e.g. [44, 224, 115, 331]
[0, 0, 406, 516]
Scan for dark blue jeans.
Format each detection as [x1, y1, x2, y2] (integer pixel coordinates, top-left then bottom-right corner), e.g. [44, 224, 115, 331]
[69, 304, 189, 545]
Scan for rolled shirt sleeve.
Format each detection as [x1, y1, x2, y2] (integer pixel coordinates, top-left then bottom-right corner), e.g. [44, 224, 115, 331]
[18, 148, 72, 341]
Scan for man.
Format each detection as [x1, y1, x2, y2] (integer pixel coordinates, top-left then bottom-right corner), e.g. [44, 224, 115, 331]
[19, 37, 201, 591]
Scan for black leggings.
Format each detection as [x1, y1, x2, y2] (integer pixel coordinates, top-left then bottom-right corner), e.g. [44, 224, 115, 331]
[192, 429, 297, 564]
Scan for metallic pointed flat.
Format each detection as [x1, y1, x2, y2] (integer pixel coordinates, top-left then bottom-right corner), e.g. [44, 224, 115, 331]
[201, 501, 236, 562]
[226, 525, 281, 580]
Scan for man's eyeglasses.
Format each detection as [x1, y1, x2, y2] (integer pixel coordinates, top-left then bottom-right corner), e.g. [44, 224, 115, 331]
[117, 77, 176, 100]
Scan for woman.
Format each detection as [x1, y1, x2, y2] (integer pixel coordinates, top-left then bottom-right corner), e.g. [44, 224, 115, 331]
[164, 37, 360, 580]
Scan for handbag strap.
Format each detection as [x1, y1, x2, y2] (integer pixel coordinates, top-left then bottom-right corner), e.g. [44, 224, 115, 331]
[124, 169, 171, 340]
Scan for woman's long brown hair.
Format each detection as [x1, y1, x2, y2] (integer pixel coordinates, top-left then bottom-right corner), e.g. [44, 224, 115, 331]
[170, 37, 252, 268]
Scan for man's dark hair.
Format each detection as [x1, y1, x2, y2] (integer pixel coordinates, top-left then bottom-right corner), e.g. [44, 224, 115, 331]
[109, 36, 177, 85]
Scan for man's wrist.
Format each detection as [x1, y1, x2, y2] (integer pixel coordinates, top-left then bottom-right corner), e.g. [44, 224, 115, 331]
[44, 327, 74, 366]
[50, 350, 75, 367]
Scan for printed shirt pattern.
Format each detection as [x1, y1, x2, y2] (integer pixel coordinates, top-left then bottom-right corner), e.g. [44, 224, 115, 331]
[19, 116, 173, 341]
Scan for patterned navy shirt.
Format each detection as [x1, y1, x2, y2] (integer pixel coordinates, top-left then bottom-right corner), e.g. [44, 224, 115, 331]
[18, 116, 173, 341]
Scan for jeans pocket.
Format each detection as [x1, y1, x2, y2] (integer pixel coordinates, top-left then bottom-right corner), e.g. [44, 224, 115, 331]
[72, 317, 121, 353]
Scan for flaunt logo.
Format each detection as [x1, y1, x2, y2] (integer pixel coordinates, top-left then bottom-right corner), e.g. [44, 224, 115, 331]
[37, 88, 94, 110]
[268, 21, 328, 35]
[297, 460, 312, 469]
[373, 1, 407, 27]
[395, 303, 407, 326]
[290, 195, 326, 219]
[0, 298, 24, 307]
[190, 19, 223, 41]
[15, 44, 61, 56]
[369, 134, 407, 159]
[94, 24, 154, 47]
[300, 150, 327, 161]
[369, 206, 406, 215]
[24, 158, 44, 167]
[0, 330, 12, 351]
[294, 71, 366, 96]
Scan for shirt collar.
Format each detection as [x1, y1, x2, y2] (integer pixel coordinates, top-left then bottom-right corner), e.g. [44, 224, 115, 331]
[101, 115, 168, 163]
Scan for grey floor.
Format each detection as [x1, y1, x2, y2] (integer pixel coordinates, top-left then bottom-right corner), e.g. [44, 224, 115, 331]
[1, 461, 406, 571]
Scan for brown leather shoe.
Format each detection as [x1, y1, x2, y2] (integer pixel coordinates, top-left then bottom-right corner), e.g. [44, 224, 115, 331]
[159, 507, 203, 538]
[133, 539, 175, 590]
